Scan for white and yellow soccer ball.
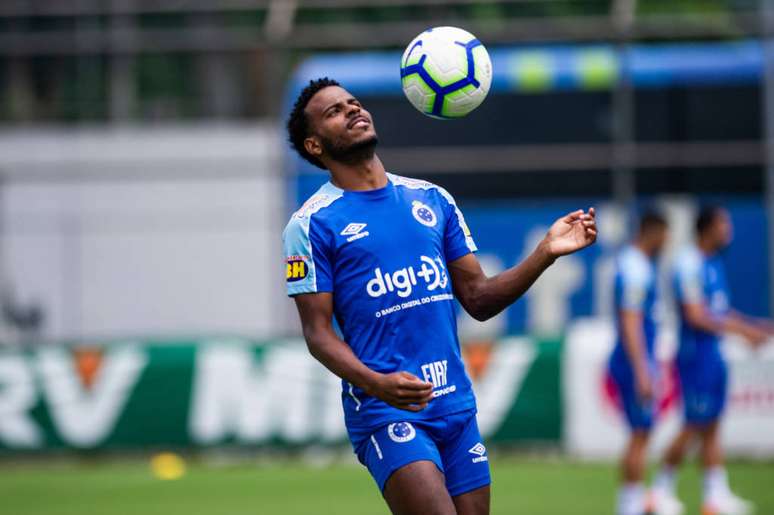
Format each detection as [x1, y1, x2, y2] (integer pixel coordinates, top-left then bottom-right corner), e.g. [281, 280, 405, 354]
[400, 26, 492, 119]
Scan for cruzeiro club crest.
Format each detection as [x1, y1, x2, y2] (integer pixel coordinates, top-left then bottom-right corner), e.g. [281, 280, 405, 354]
[387, 422, 416, 443]
[411, 201, 437, 227]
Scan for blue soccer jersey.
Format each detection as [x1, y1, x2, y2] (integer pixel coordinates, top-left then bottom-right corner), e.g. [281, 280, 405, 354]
[610, 245, 659, 365]
[673, 246, 730, 362]
[672, 246, 730, 423]
[608, 245, 660, 428]
[283, 173, 478, 439]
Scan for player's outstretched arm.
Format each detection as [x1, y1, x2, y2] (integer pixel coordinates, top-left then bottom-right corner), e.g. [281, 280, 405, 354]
[682, 304, 768, 348]
[293, 292, 434, 411]
[449, 208, 597, 322]
[724, 311, 769, 347]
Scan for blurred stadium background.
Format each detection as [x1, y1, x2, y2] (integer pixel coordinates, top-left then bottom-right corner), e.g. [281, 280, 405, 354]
[1, 1, 773, 514]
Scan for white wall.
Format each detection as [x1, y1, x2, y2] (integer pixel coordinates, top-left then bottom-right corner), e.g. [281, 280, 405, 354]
[0, 125, 287, 341]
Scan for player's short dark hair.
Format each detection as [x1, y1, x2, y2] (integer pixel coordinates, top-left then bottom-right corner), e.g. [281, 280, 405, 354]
[696, 205, 724, 235]
[638, 210, 667, 234]
[286, 77, 341, 170]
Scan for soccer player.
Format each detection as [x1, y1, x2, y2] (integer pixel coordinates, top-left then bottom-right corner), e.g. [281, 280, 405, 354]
[607, 212, 668, 515]
[283, 78, 597, 515]
[650, 206, 770, 515]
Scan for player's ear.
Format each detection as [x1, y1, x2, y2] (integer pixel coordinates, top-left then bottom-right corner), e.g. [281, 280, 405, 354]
[304, 136, 323, 159]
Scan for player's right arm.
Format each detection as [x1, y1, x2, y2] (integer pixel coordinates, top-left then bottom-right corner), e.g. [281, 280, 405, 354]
[620, 310, 653, 401]
[293, 292, 433, 411]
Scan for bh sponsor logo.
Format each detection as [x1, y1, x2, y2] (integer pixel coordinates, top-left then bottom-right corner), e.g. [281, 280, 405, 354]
[388, 422, 416, 443]
[286, 255, 308, 282]
[468, 442, 488, 463]
[421, 359, 457, 398]
[367, 255, 448, 298]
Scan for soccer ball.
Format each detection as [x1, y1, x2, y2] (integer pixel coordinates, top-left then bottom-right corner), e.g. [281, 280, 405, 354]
[400, 26, 492, 119]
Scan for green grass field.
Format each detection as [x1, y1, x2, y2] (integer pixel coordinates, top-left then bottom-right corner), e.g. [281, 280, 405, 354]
[2, 456, 772, 515]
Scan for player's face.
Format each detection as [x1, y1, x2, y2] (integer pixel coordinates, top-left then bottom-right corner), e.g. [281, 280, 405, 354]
[713, 209, 733, 249]
[641, 225, 668, 256]
[304, 86, 378, 163]
[652, 226, 668, 255]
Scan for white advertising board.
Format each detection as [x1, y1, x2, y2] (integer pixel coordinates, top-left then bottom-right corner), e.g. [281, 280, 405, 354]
[564, 318, 774, 458]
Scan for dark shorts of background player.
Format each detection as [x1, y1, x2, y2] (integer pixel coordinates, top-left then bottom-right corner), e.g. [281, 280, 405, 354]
[355, 408, 491, 497]
[677, 356, 728, 425]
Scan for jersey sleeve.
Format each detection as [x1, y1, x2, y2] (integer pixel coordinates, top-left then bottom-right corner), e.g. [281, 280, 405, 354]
[619, 255, 651, 312]
[437, 187, 477, 262]
[675, 251, 704, 305]
[282, 214, 334, 296]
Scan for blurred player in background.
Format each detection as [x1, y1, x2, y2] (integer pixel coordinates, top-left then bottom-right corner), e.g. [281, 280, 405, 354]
[607, 212, 669, 515]
[651, 206, 771, 515]
[283, 78, 597, 515]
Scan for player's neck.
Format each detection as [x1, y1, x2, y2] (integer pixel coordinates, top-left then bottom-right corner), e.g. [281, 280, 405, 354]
[635, 236, 664, 258]
[328, 154, 388, 192]
[697, 237, 717, 256]
[634, 240, 653, 257]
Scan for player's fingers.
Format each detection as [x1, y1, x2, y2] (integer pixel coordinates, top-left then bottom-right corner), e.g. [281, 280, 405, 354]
[399, 375, 434, 391]
[397, 391, 433, 403]
[395, 389, 433, 403]
[588, 207, 596, 217]
[563, 210, 584, 223]
[397, 371, 431, 385]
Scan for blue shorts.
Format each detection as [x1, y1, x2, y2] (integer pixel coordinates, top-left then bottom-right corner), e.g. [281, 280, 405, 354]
[677, 356, 727, 425]
[354, 409, 491, 497]
[608, 360, 657, 430]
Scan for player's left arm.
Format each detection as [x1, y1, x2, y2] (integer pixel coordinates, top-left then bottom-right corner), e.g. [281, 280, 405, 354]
[449, 208, 597, 322]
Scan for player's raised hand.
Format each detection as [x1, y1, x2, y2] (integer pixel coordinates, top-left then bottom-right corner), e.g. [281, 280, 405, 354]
[366, 371, 434, 412]
[543, 207, 597, 258]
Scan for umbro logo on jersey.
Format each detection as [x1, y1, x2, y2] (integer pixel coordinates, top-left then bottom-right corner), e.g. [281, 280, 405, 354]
[341, 223, 370, 242]
[341, 223, 366, 236]
[468, 443, 488, 463]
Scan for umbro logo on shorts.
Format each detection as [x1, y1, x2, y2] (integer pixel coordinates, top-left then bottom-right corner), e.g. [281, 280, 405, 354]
[468, 442, 488, 463]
